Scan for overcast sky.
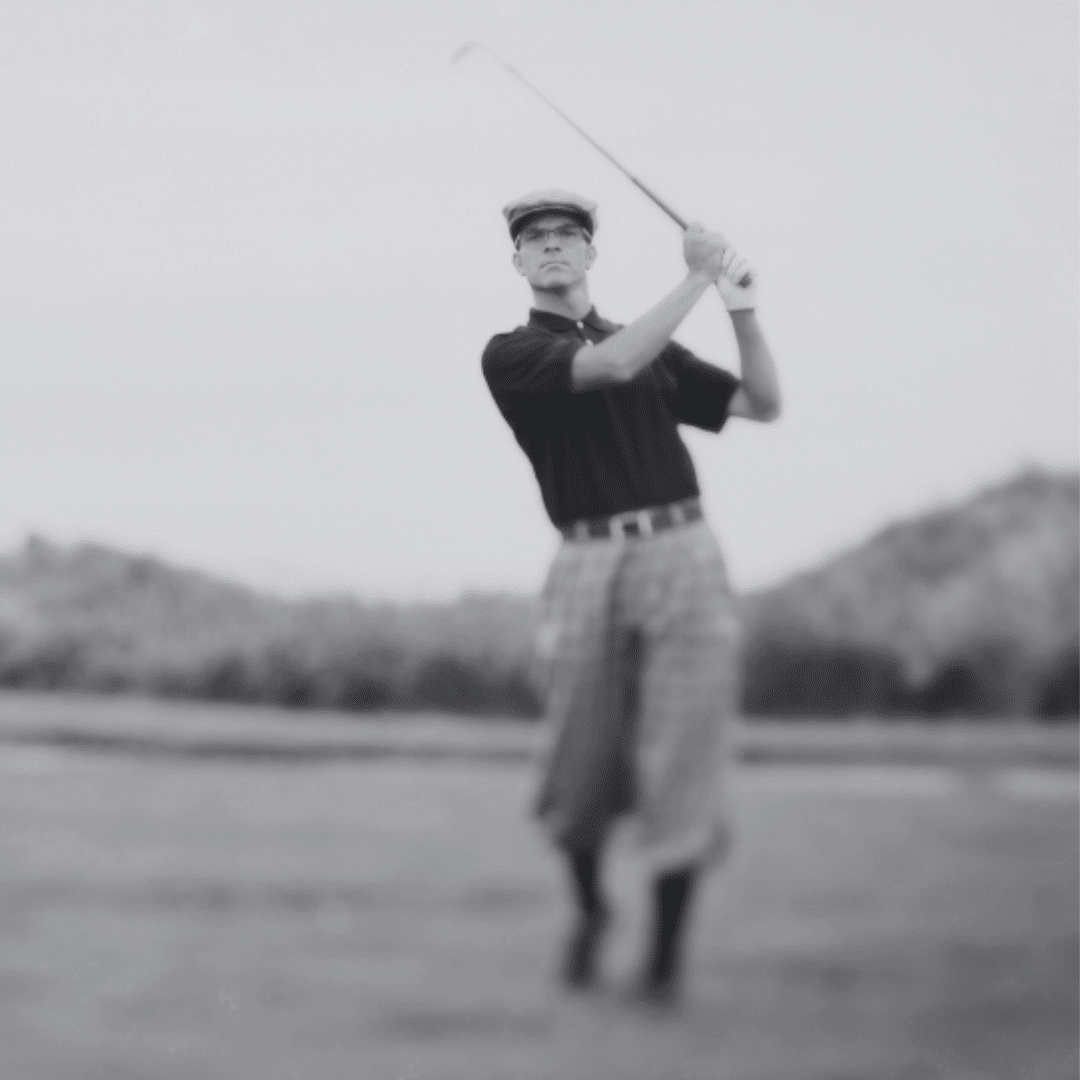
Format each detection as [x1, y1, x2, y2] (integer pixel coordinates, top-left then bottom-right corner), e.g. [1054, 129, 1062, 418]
[1, 0, 1076, 600]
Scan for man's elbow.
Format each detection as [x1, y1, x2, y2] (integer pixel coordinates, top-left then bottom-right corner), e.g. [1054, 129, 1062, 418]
[731, 387, 782, 422]
[607, 360, 638, 385]
[571, 349, 635, 391]
[756, 398, 782, 422]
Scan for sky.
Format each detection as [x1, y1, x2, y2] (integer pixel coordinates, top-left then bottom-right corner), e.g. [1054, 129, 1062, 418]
[1, 0, 1076, 601]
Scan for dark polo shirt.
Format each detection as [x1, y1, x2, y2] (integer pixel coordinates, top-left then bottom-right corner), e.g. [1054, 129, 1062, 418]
[482, 307, 740, 528]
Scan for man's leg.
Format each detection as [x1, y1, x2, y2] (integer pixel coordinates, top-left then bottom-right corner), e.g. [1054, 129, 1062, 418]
[531, 540, 635, 990]
[560, 846, 611, 989]
[644, 861, 700, 1001]
[622, 522, 740, 1004]
[567, 846, 604, 916]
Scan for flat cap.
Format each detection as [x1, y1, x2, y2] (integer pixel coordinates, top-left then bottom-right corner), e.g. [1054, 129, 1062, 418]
[502, 189, 598, 242]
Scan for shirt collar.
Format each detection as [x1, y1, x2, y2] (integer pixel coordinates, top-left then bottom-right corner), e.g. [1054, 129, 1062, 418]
[528, 307, 613, 334]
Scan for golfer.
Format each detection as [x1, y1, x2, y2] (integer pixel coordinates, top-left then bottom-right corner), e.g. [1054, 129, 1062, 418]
[481, 189, 781, 1004]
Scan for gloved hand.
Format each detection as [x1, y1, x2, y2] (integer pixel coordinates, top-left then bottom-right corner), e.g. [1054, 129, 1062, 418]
[716, 246, 758, 311]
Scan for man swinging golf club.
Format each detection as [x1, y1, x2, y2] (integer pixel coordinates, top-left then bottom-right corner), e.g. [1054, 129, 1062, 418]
[481, 189, 781, 1005]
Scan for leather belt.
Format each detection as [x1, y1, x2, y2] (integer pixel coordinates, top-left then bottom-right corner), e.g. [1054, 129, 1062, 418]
[560, 498, 703, 542]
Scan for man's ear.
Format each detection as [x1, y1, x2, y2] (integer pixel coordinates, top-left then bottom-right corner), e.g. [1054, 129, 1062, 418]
[512, 249, 526, 276]
[585, 244, 597, 269]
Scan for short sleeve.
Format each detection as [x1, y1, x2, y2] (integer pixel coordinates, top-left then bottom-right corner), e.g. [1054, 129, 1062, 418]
[657, 340, 741, 432]
[482, 328, 579, 417]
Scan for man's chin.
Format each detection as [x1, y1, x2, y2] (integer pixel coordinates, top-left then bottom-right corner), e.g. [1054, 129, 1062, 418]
[533, 282, 572, 298]
[532, 272, 578, 293]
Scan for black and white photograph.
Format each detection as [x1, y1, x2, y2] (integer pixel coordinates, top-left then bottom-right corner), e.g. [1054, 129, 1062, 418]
[0, 2, 1077, 1078]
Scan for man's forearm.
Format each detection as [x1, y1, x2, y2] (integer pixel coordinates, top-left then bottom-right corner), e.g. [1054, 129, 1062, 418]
[730, 310, 782, 420]
[571, 272, 715, 391]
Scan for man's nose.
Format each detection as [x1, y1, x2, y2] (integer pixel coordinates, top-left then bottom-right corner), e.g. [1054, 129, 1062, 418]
[543, 231, 562, 249]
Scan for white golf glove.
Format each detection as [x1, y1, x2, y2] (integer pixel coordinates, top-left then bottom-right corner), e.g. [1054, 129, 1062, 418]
[716, 246, 758, 311]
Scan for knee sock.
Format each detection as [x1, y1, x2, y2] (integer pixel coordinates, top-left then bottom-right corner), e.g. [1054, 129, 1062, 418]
[566, 848, 604, 916]
[649, 862, 700, 983]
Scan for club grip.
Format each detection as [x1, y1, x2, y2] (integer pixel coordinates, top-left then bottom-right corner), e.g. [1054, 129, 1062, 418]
[716, 274, 754, 290]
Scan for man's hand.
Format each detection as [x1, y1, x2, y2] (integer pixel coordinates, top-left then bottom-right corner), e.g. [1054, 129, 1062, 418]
[683, 224, 758, 310]
[682, 223, 729, 282]
[716, 248, 758, 311]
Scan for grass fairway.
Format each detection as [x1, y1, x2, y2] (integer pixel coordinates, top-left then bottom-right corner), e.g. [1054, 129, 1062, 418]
[0, 741, 1076, 1079]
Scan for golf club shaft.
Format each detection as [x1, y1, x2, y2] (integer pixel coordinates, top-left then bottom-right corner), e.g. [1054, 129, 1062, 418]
[484, 49, 688, 230]
[455, 42, 751, 288]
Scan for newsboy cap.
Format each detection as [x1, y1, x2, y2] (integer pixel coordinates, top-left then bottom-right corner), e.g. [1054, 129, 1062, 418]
[502, 189, 598, 242]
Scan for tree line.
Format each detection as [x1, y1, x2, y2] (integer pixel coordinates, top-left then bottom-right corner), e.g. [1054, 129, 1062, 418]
[1, 609, 1074, 720]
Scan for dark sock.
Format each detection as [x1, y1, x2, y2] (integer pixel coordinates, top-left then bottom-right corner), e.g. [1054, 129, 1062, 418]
[649, 862, 699, 984]
[560, 848, 609, 988]
[567, 848, 604, 916]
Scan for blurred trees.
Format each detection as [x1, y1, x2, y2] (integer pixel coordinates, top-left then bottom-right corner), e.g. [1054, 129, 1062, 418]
[0, 470, 1075, 720]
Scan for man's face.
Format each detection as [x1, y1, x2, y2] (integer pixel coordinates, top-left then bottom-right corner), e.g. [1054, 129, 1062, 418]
[512, 213, 596, 292]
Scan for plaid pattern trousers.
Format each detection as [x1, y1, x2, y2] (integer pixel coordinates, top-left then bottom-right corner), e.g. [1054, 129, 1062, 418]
[531, 518, 742, 871]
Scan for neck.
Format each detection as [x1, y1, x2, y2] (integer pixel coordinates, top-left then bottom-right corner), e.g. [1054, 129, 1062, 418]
[529, 280, 592, 321]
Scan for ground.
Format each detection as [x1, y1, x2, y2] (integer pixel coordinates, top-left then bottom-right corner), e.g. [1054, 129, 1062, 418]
[0, 697, 1076, 1079]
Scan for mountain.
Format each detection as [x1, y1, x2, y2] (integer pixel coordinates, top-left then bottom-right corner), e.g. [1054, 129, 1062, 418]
[741, 468, 1079, 716]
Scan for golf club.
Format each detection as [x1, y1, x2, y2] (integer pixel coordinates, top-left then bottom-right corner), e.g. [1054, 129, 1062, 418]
[452, 40, 753, 288]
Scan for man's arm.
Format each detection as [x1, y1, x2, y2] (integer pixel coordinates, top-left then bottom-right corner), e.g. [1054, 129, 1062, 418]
[570, 225, 727, 391]
[703, 247, 781, 423]
[726, 310, 782, 422]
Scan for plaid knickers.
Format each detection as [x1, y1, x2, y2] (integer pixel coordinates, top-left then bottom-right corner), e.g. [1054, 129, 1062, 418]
[531, 517, 742, 870]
